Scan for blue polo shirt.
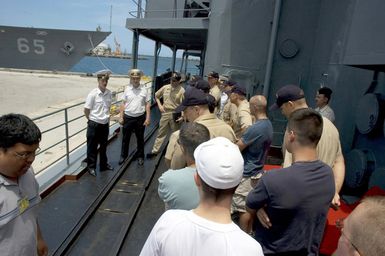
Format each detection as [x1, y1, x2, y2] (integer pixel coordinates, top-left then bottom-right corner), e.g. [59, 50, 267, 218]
[246, 161, 335, 255]
[241, 119, 273, 177]
[158, 167, 199, 210]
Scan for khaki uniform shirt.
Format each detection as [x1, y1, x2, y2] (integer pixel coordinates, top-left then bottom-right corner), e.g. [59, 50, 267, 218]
[210, 85, 222, 114]
[165, 113, 237, 169]
[234, 99, 252, 138]
[155, 84, 185, 112]
[283, 116, 342, 167]
[221, 100, 238, 130]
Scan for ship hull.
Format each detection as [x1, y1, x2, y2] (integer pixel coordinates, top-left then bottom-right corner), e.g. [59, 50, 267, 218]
[0, 25, 110, 71]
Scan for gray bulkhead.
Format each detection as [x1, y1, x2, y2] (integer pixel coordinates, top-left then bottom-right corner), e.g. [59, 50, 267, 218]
[128, 0, 385, 196]
[204, 0, 385, 195]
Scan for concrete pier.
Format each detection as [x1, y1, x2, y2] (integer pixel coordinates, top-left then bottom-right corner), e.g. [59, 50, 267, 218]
[0, 69, 131, 117]
[0, 69, 148, 189]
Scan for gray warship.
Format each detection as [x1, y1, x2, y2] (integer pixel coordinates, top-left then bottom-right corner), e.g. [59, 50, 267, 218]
[28, 1, 385, 255]
[0, 25, 110, 71]
[124, 0, 385, 253]
[126, 0, 385, 198]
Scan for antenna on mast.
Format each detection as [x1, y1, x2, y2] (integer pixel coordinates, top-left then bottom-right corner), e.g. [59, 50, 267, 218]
[109, 5, 112, 32]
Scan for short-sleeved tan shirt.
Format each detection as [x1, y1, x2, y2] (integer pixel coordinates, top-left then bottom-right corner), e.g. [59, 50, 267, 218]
[221, 100, 238, 129]
[210, 85, 222, 114]
[283, 116, 342, 168]
[155, 84, 185, 112]
[234, 99, 252, 138]
[210, 85, 221, 104]
[165, 113, 237, 170]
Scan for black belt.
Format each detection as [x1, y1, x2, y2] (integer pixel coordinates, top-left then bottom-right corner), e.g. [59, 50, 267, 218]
[88, 120, 108, 125]
[124, 113, 145, 118]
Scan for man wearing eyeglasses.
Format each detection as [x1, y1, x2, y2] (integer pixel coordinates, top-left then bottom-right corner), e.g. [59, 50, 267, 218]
[0, 113, 48, 256]
[334, 196, 385, 256]
[84, 69, 113, 176]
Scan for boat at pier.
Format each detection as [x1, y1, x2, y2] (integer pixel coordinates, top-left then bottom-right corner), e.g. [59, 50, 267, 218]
[0, 25, 110, 71]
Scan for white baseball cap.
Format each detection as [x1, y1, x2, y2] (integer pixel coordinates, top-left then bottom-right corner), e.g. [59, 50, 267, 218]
[194, 137, 244, 189]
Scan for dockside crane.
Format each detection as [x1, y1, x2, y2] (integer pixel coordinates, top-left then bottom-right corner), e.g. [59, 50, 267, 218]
[114, 36, 121, 56]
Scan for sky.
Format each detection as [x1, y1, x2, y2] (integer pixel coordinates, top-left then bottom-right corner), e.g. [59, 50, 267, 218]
[1, 0, 177, 57]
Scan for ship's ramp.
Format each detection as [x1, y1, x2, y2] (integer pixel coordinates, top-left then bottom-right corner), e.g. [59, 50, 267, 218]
[38, 108, 166, 255]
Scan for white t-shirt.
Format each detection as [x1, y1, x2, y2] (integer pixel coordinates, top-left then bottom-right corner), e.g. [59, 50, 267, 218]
[315, 104, 335, 123]
[218, 91, 229, 117]
[84, 88, 112, 124]
[121, 84, 151, 117]
[140, 210, 264, 256]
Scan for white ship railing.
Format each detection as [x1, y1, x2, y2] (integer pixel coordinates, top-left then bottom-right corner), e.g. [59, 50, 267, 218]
[32, 80, 153, 177]
[32, 93, 122, 176]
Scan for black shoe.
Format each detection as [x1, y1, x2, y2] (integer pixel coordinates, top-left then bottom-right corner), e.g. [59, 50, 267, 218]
[88, 168, 96, 177]
[118, 157, 126, 165]
[146, 152, 158, 158]
[101, 164, 113, 171]
[138, 158, 144, 166]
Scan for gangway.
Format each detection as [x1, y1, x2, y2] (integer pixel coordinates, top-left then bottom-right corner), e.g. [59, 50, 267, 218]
[39, 107, 166, 255]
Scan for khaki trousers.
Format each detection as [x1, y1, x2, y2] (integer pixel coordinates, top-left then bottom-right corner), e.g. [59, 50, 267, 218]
[151, 112, 179, 153]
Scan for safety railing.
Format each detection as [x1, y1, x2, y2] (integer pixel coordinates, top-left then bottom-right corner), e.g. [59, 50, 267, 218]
[32, 80, 153, 175]
[128, 0, 210, 18]
[128, 8, 210, 18]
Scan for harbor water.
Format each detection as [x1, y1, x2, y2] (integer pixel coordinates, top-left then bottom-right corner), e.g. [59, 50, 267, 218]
[70, 55, 200, 76]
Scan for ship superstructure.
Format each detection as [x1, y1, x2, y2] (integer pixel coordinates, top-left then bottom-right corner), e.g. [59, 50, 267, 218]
[126, 0, 385, 201]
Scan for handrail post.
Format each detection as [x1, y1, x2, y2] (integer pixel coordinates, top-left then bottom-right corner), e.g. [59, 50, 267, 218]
[152, 41, 161, 104]
[171, 45, 177, 72]
[64, 108, 70, 166]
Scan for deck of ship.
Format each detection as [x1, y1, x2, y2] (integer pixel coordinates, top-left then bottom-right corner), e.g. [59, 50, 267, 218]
[1, 69, 286, 255]
[38, 108, 166, 255]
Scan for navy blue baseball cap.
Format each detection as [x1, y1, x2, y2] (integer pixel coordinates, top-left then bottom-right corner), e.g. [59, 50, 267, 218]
[230, 84, 247, 96]
[223, 79, 237, 87]
[175, 87, 211, 113]
[171, 72, 182, 81]
[270, 84, 305, 110]
[194, 79, 210, 93]
[207, 71, 219, 79]
[187, 75, 203, 86]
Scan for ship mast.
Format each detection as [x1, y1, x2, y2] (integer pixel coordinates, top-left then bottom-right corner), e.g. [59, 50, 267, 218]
[109, 5, 112, 32]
